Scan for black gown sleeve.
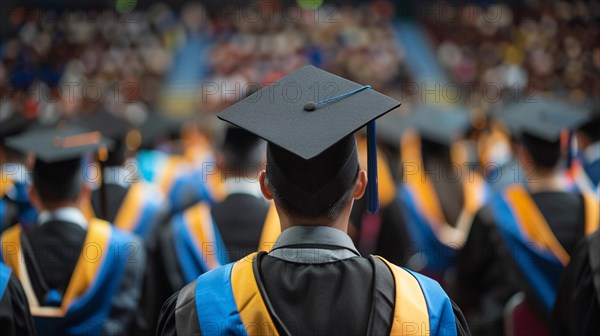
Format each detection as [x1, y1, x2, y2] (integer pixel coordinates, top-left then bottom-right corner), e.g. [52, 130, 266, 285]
[0, 273, 36, 336]
[552, 233, 600, 336]
[156, 291, 180, 336]
[105, 235, 147, 335]
[452, 299, 471, 336]
[456, 205, 521, 336]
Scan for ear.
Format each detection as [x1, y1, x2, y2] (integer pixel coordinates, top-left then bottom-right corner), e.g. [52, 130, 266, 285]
[259, 170, 273, 200]
[516, 143, 531, 165]
[77, 183, 91, 206]
[353, 170, 367, 199]
[215, 152, 225, 170]
[28, 185, 42, 211]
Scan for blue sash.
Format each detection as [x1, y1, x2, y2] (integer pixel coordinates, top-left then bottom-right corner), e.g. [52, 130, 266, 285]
[0, 262, 11, 299]
[490, 192, 564, 311]
[399, 186, 456, 275]
[172, 204, 229, 283]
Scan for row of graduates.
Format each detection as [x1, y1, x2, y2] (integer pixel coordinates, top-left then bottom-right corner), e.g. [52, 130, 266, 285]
[1, 73, 599, 335]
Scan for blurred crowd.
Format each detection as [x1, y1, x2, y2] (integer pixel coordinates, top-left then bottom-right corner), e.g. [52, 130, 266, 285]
[426, 0, 600, 108]
[2, 1, 598, 122]
[0, 3, 186, 128]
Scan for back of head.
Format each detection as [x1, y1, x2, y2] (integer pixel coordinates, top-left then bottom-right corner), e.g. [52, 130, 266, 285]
[33, 158, 83, 203]
[520, 132, 562, 169]
[266, 135, 359, 220]
[578, 111, 600, 143]
[220, 127, 265, 175]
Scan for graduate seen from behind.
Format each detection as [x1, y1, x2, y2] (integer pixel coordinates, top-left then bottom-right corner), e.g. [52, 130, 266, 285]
[0, 125, 146, 335]
[157, 66, 470, 336]
[148, 125, 274, 332]
[456, 99, 599, 335]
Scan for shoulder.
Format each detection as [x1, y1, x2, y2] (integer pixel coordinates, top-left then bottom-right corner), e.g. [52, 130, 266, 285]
[157, 290, 182, 336]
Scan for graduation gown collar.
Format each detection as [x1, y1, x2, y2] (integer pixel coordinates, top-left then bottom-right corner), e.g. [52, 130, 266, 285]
[269, 226, 360, 263]
[37, 207, 88, 230]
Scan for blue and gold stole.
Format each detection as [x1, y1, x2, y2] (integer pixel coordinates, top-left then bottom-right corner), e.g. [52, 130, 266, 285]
[112, 182, 163, 238]
[173, 203, 281, 283]
[192, 253, 457, 336]
[491, 185, 600, 311]
[84, 181, 163, 239]
[399, 131, 490, 277]
[1, 219, 135, 335]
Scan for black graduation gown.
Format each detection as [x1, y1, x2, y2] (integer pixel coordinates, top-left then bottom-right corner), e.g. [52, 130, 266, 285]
[456, 191, 586, 336]
[349, 196, 411, 266]
[0, 268, 36, 336]
[91, 183, 129, 224]
[157, 226, 470, 336]
[552, 230, 600, 336]
[21, 218, 146, 334]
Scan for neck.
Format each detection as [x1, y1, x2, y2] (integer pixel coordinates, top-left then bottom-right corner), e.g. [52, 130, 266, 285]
[277, 207, 351, 233]
[42, 201, 79, 212]
[525, 167, 566, 193]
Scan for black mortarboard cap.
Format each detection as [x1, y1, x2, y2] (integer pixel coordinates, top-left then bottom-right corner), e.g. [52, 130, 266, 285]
[140, 113, 187, 148]
[217, 65, 400, 215]
[376, 104, 472, 147]
[6, 125, 114, 164]
[501, 98, 588, 142]
[76, 110, 135, 164]
[376, 112, 411, 147]
[6, 125, 114, 193]
[410, 104, 472, 145]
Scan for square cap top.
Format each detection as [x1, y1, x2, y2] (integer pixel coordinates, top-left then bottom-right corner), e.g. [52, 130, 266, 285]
[217, 65, 401, 160]
[6, 125, 114, 163]
[501, 98, 589, 141]
[409, 104, 472, 145]
[77, 110, 133, 143]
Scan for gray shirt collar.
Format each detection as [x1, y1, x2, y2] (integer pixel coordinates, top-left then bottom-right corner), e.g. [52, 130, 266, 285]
[269, 226, 361, 263]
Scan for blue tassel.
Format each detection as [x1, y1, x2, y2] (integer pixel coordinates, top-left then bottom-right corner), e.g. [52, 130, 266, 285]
[43, 289, 63, 307]
[367, 121, 379, 214]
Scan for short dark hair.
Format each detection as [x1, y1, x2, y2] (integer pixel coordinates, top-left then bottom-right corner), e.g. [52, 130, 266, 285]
[32, 159, 83, 203]
[265, 170, 358, 221]
[579, 114, 600, 142]
[520, 132, 562, 169]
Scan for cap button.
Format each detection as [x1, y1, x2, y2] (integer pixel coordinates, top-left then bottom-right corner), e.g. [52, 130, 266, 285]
[304, 102, 317, 111]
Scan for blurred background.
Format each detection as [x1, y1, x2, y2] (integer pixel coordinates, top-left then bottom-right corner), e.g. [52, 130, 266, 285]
[1, 0, 598, 125]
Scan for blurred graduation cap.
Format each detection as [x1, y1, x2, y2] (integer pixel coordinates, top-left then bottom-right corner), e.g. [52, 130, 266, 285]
[501, 98, 589, 142]
[6, 125, 114, 164]
[76, 110, 137, 164]
[410, 104, 472, 145]
[500, 98, 589, 167]
[6, 125, 114, 190]
[376, 104, 471, 147]
[139, 112, 188, 148]
[218, 65, 400, 214]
